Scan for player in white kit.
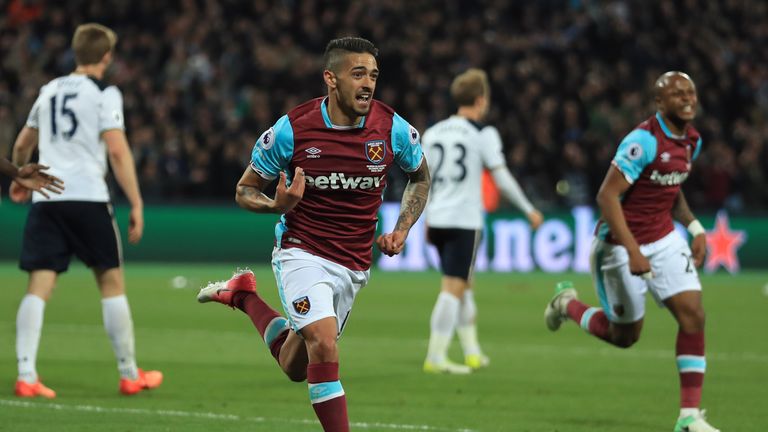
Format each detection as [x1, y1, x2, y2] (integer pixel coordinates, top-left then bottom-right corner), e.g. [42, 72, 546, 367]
[10, 23, 161, 398]
[421, 69, 543, 373]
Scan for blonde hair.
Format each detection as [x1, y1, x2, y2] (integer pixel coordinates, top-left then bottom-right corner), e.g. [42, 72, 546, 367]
[450, 68, 489, 107]
[72, 23, 117, 66]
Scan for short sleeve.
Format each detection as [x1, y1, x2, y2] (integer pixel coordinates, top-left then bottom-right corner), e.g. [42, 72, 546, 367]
[612, 129, 657, 184]
[391, 113, 423, 172]
[250, 115, 294, 180]
[99, 86, 125, 132]
[25, 92, 43, 129]
[479, 125, 506, 170]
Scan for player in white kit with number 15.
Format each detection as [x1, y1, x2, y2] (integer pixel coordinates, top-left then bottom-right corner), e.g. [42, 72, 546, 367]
[10, 23, 161, 398]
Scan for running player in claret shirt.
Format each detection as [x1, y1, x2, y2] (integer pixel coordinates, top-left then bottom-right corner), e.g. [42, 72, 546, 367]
[197, 37, 429, 432]
[421, 69, 542, 374]
[11, 24, 161, 399]
[544, 72, 719, 432]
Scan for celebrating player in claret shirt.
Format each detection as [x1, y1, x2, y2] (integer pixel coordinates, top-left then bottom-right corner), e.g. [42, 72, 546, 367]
[197, 37, 430, 432]
[545, 72, 719, 432]
[11, 23, 161, 399]
[421, 69, 542, 375]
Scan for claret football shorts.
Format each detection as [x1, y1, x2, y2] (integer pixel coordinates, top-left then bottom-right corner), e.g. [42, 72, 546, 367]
[271, 247, 370, 337]
[590, 230, 702, 323]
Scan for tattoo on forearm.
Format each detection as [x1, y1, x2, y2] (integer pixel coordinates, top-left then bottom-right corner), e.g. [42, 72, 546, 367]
[237, 185, 260, 198]
[395, 164, 431, 232]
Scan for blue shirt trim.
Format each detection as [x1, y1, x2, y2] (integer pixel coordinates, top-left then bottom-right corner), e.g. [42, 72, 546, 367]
[656, 112, 674, 138]
[693, 137, 702, 161]
[251, 115, 294, 179]
[391, 113, 423, 172]
[613, 129, 657, 184]
[320, 98, 365, 129]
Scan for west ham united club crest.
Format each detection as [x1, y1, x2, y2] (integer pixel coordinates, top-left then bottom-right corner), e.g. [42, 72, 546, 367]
[365, 140, 386, 164]
[292, 296, 311, 315]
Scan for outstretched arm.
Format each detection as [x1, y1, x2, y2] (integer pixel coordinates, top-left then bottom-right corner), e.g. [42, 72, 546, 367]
[9, 127, 64, 199]
[672, 190, 706, 267]
[0, 158, 18, 178]
[377, 158, 430, 256]
[490, 166, 543, 229]
[236, 165, 305, 214]
[12, 163, 64, 198]
[9, 127, 39, 202]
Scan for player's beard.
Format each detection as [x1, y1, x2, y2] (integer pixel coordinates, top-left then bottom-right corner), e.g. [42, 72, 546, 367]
[670, 108, 695, 126]
[339, 85, 372, 116]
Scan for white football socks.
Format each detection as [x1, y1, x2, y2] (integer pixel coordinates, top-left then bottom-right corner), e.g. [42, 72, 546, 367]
[457, 290, 482, 357]
[679, 408, 700, 418]
[426, 291, 461, 364]
[16, 294, 45, 384]
[102, 295, 138, 380]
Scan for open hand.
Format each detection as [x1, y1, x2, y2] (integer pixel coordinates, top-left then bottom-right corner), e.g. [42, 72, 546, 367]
[9, 181, 32, 203]
[14, 164, 64, 199]
[274, 167, 306, 213]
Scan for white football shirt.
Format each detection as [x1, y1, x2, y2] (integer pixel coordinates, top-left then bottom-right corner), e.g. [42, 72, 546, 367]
[422, 115, 505, 229]
[26, 74, 124, 203]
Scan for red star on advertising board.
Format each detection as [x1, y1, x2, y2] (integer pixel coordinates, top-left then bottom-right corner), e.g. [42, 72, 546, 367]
[704, 211, 746, 273]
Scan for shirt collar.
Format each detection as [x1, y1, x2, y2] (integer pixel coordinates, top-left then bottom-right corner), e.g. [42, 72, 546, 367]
[656, 112, 686, 139]
[321, 97, 366, 129]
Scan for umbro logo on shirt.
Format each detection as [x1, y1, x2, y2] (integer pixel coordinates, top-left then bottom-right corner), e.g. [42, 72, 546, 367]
[660, 152, 671, 163]
[305, 147, 321, 159]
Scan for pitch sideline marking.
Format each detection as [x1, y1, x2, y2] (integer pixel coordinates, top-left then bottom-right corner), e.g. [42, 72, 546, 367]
[0, 399, 476, 432]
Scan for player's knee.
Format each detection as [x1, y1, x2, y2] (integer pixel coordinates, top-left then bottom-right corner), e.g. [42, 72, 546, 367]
[284, 367, 307, 382]
[613, 333, 640, 349]
[306, 337, 338, 361]
[680, 307, 706, 333]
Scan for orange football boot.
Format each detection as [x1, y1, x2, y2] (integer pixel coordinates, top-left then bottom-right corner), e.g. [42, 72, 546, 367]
[119, 368, 163, 395]
[15, 380, 56, 399]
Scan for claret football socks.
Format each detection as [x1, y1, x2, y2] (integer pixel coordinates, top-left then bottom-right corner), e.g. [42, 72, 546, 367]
[198, 269, 289, 362]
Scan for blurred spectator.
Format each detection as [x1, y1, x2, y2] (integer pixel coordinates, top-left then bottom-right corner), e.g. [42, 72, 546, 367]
[1, 0, 766, 211]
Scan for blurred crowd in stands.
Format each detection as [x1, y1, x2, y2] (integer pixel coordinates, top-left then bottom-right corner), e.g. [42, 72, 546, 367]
[1, 0, 767, 211]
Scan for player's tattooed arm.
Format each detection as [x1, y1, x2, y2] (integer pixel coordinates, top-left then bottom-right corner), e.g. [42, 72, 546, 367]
[236, 166, 305, 213]
[395, 157, 431, 232]
[377, 158, 430, 257]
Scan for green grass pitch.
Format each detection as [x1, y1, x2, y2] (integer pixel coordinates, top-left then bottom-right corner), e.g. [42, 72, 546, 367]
[1, 262, 766, 431]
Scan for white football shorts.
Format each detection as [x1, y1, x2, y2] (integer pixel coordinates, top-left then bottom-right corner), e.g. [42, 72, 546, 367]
[271, 247, 370, 337]
[591, 230, 701, 324]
